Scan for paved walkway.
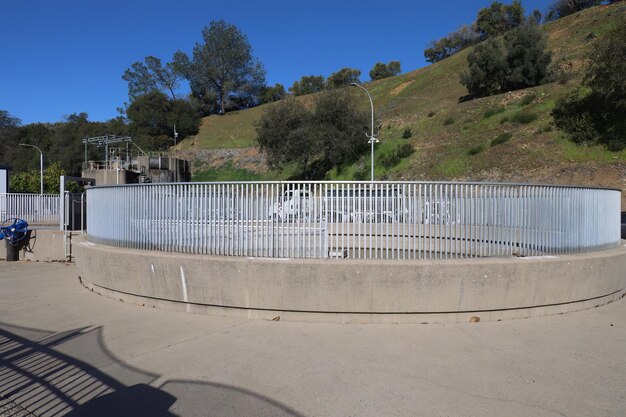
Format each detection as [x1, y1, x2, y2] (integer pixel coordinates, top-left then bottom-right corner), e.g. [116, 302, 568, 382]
[1, 261, 625, 417]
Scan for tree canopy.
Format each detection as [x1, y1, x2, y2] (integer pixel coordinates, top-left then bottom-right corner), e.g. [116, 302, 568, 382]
[122, 56, 180, 100]
[260, 83, 287, 104]
[256, 90, 368, 179]
[369, 61, 402, 80]
[289, 75, 325, 96]
[545, 0, 602, 22]
[424, 24, 482, 63]
[460, 24, 551, 97]
[173, 20, 266, 115]
[476, 1, 525, 37]
[325, 68, 362, 89]
[126, 91, 200, 150]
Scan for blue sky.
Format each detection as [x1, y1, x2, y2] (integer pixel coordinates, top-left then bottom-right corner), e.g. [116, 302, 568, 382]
[1, 0, 550, 124]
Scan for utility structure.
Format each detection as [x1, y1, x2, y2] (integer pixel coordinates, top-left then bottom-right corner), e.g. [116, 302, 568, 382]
[82, 134, 147, 168]
[350, 83, 379, 181]
[81, 134, 191, 185]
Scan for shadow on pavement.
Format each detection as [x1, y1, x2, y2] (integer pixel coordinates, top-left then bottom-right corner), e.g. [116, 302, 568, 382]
[0, 322, 305, 417]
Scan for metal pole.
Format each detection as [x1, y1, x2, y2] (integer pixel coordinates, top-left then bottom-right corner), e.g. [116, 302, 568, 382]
[19, 143, 44, 194]
[350, 83, 378, 181]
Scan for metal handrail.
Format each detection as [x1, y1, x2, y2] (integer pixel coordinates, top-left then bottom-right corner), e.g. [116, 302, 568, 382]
[0, 193, 61, 225]
[86, 181, 622, 260]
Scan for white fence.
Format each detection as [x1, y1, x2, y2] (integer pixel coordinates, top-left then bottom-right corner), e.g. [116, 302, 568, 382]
[0, 193, 61, 225]
[86, 181, 621, 260]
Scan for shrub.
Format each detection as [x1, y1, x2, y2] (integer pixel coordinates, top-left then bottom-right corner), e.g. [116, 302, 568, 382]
[427, 111, 436, 117]
[510, 111, 538, 124]
[468, 144, 485, 155]
[443, 116, 455, 125]
[518, 92, 537, 106]
[490, 132, 513, 146]
[380, 144, 415, 168]
[402, 127, 413, 139]
[500, 116, 510, 124]
[396, 143, 415, 158]
[483, 106, 505, 118]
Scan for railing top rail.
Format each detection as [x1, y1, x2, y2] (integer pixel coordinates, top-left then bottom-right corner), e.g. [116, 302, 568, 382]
[0, 193, 61, 197]
[86, 181, 622, 192]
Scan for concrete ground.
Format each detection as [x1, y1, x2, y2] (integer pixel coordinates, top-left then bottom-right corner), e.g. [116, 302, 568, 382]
[1, 261, 625, 417]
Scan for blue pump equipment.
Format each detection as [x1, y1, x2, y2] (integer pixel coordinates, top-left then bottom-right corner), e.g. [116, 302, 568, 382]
[0, 218, 30, 246]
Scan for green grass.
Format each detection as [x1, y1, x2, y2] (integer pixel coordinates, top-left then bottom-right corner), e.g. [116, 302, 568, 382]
[483, 106, 506, 118]
[510, 111, 539, 124]
[192, 162, 274, 182]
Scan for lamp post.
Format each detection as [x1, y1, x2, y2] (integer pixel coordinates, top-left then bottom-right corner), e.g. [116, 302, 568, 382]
[19, 143, 43, 194]
[350, 83, 378, 181]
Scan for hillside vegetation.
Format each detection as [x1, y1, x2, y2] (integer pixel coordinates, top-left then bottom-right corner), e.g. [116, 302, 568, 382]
[178, 3, 625, 203]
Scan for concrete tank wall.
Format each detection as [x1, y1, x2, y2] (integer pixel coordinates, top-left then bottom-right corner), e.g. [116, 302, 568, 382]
[74, 241, 626, 323]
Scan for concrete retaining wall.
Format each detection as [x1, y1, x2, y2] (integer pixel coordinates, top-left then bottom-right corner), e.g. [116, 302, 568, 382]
[0, 229, 68, 262]
[74, 241, 626, 323]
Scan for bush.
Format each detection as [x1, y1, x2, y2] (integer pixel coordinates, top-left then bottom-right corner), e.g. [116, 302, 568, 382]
[396, 143, 415, 158]
[518, 92, 537, 106]
[380, 143, 415, 168]
[500, 116, 510, 124]
[427, 111, 436, 117]
[490, 132, 513, 146]
[402, 127, 413, 139]
[483, 106, 506, 118]
[443, 116, 455, 125]
[510, 111, 538, 124]
[467, 144, 485, 155]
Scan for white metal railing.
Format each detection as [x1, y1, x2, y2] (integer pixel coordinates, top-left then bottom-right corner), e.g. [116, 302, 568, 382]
[0, 193, 61, 225]
[86, 182, 621, 260]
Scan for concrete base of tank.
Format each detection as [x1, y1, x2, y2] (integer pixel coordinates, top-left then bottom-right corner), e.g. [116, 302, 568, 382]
[74, 240, 626, 323]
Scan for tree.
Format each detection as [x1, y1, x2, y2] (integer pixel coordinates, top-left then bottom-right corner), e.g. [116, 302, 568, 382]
[256, 90, 368, 179]
[173, 20, 266, 115]
[552, 23, 626, 150]
[545, 0, 602, 22]
[126, 91, 200, 150]
[476, 1, 525, 37]
[325, 68, 361, 89]
[0, 110, 21, 129]
[528, 9, 543, 26]
[260, 83, 287, 104]
[289, 75, 325, 96]
[460, 37, 508, 97]
[424, 24, 482, 63]
[503, 24, 552, 90]
[460, 24, 551, 97]
[126, 91, 171, 138]
[255, 97, 313, 174]
[9, 162, 66, 194]
[369, 61, 402, 80]
[122, 56, 180, 100]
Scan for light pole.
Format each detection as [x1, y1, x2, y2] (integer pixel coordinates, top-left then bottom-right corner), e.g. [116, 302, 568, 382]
[19, 143, 43, 194]
[350, 83, 378, 181]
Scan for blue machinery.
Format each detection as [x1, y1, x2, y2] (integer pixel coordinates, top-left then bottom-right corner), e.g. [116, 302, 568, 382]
[1, 218, 30, 261]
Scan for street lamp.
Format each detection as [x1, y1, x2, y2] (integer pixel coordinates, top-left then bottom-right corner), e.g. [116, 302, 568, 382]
[350, 82, 379, 181]
[19, 143, 43, 194]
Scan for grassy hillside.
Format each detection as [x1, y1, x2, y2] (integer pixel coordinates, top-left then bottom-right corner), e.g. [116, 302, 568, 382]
[179, 3, 626, 200]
